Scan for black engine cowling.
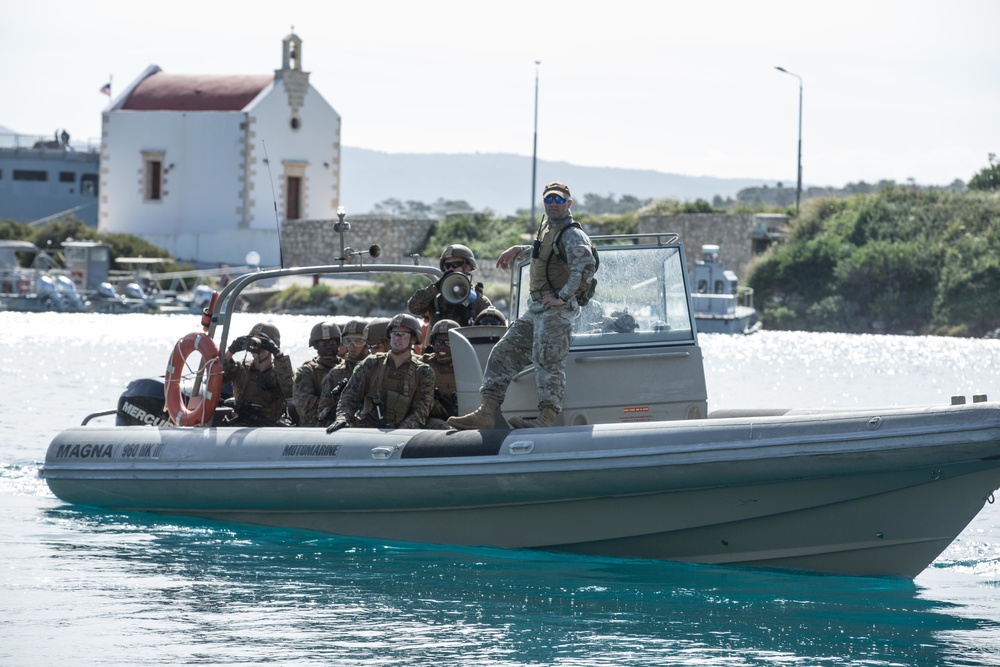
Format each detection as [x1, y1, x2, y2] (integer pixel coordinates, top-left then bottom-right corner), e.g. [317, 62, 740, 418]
[116, 378, 235, 426]
[116, 378, 172, 426]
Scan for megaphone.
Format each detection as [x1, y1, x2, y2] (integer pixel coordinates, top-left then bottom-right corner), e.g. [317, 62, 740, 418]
[439, 271, 473, 306]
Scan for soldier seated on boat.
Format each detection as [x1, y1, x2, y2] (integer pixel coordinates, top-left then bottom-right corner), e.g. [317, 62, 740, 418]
[327, 313, 435, 432]
[292, 321, 342, 427]
[316, 318, 370, 427]
[421, 319, 460, 430]
[223, 322, 294, 426]
[364, 317, 391, 354]
[473, 306, 508, 327]
[407, 244, 493, 329]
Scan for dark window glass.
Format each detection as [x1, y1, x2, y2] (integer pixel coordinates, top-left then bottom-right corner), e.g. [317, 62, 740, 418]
[81, 174, 98, 196]
[59, 171, 75, 183]
[286, 176, 301, 219]
[147, 161, 162, 201]
[13, 170, 47, 181]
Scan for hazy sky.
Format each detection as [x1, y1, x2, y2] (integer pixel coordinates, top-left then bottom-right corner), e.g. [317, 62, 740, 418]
[3, 0, 997, 189]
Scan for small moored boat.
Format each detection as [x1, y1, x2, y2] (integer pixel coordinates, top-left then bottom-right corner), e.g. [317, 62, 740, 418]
[690, 244, 758, 334]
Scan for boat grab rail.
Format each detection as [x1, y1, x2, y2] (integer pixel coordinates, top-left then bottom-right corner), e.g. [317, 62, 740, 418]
[206, 263, 442, 351]
[81, 409, 117, 425]
[589, 232, 680, 246]
[512, 350, 691, 381]
[573, 351, 692, 362]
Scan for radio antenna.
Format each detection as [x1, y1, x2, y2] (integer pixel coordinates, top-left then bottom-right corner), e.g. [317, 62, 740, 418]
[261, 140, 284, 268]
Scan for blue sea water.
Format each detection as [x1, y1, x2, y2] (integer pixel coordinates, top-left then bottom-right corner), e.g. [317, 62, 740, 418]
[3, 313, 1000, 666]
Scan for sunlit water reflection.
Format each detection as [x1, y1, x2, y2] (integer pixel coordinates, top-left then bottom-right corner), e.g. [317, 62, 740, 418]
[3, 313, 1000, 665]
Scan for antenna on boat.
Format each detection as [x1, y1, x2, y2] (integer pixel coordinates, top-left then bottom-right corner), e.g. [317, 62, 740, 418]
[261, 140, 284, 269]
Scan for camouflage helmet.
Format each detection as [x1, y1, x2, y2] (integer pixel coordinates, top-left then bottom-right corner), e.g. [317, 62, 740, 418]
[250, 322, 281, 346]
[309, 321, 342, 347]
[439, 244, 478, 271]
[429, 318, 460, 340]
[341, 319, 368, 340]
[363, 317, 391, 345]
[473, 307, 508, 327]
[387, 312, 423, 340]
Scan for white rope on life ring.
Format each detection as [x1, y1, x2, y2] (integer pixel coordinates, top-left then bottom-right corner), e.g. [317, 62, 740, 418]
[163, 332, 224, 426]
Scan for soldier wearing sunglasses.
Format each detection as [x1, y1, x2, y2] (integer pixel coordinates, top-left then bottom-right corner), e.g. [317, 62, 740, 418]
[450, 181, 597, 431]
[407, 244, 494, 330]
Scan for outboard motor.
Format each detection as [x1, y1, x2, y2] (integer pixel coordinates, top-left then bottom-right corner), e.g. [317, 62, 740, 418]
[190, 284, 214, 313]
[54, 274, 87, 311]
[117, 378, 172, 426]
[124, 282, 147, 300]
[98, 282, 116, 298]
[116, 377, 234, 426]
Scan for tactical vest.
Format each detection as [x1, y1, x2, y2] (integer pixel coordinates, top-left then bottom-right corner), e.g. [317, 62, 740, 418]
[529, 218, 598, 303]
[369, 354, 424, 426]
[529, 221, 569, 297]
[424, 354, 456, 394]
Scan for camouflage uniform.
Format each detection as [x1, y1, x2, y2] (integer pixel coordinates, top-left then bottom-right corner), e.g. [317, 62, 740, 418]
[316, 357, 360, 427]
[335, 353, 435, 429]
[407, 282, 492, 328]
[293, 355, 340, 427]
[481, 212, 596, 413]
[223, 354, 294, 424]
[422, 351, 457, 427]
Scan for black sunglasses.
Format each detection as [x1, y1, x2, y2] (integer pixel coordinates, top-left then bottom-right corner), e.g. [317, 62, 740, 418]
[544, 195, 567, 204]
[443, 260, 466, 270]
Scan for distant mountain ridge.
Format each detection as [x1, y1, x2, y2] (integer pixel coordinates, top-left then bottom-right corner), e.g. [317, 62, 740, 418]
[341, 147, 774, 215]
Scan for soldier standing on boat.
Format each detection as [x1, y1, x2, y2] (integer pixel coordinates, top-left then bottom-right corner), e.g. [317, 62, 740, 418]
[450, 181, 597, 430]
[223, 322, 294, 426]
[422, 319, 460, 429]
[327, 313, 435, 432]
[316, 318, 369, 426]
[407, 244, 493, 329]
[292, 321, 342, 427]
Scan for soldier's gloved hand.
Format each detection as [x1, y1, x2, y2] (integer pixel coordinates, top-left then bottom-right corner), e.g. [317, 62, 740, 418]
[228, 335, 249, 353]
[326, 419, 348, 434]
[259, 336, 280, 356]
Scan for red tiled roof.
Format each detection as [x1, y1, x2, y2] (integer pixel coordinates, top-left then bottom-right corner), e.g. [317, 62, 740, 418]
[122, 72, 274, 111]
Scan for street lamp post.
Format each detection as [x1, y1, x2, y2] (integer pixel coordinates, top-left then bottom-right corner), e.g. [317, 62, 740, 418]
[774, 66, 803, 216]
[530, 60, 541, 223]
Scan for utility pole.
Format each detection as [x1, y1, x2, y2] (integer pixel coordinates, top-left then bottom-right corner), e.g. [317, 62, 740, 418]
[530, 60, 541, 223]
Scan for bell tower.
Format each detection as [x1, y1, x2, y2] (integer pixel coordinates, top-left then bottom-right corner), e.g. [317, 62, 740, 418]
[281, 32, 302, 72]
[275, 31, 310, 123]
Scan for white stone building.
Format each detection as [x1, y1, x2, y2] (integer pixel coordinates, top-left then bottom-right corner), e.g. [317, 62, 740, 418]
[99, 33, 340, 267]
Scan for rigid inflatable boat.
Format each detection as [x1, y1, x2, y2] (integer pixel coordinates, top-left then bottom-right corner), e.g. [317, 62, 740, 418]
[41, 233, 1000, 578]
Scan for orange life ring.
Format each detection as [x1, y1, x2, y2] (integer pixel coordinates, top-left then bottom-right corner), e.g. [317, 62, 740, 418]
[164, 332, 224, 426]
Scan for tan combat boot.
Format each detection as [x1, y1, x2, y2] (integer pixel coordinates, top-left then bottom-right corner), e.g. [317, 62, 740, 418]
[509, 406, 559, 429]
[448, 396, 501, 430]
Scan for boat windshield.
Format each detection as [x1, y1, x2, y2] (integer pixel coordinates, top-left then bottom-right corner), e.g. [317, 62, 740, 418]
[512, 240, 695, 350]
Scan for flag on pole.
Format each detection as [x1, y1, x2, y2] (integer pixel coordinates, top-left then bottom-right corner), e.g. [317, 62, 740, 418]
[99, 82, 111, 96]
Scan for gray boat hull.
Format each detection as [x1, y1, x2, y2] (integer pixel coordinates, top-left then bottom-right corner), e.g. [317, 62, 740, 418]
[42, 403, 1000, 578]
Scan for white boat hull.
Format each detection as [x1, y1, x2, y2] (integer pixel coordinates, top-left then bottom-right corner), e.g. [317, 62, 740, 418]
[42, 403, 1000, 578]
[695, 305, 758, 334]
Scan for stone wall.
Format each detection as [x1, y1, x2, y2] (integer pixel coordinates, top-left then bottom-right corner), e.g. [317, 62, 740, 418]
[637, 213, 788, 276]
[281, 217, 435, 267]
[282, 213, 788, 285]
